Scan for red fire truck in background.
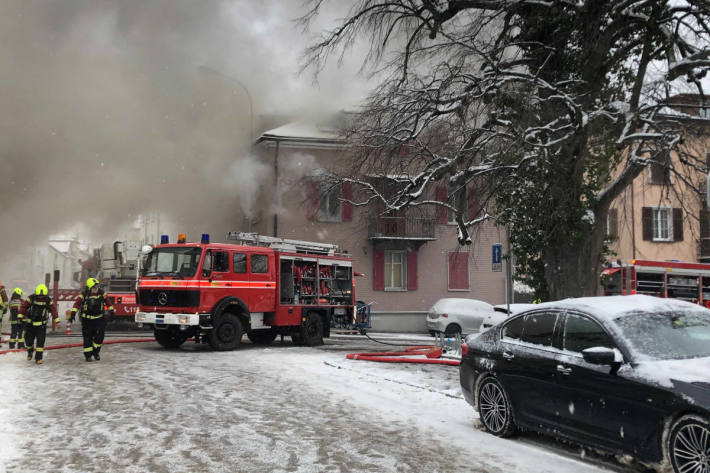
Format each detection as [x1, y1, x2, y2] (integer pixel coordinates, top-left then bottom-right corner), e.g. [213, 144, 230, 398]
[81, 241, 141, 319]
[135, 232, 357, 350]
[603, 259, 710, 308]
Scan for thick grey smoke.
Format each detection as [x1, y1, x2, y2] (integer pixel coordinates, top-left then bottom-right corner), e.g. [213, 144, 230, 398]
[0, 0, 367, 282]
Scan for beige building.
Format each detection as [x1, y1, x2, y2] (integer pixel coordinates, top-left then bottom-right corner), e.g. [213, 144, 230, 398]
[608, 95, 710, 265]
[253, 120, 508, 326]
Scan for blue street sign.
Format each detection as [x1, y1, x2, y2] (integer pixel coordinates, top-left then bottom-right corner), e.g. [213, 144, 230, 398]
[492, 244, 503, 272]
[492, 244, 502, 264]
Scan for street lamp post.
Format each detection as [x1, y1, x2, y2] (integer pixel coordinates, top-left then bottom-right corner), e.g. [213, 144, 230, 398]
[197, 65, 254, 142]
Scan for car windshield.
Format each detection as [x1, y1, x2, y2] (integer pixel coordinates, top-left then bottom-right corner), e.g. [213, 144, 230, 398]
[142, 247, 202, 278]
[614, 309, 710, 360]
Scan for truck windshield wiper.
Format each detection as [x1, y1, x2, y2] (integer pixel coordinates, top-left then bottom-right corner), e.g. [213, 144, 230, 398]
[167, 272, 185, 279]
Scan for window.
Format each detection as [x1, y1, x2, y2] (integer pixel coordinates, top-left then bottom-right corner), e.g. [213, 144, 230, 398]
[202, 250, 212, 277]
[213, 252, 229, 272]
[502, 316, 524, 341]
[649, 152, 672, 185]
[384, 250, 406, 290]
[564, 313, 615, 353]
[448, 252, 470, 291]
[447, 185, 467, 224]
[653, 207, 672, 241]
[520, 312, 558, 347]
[233, 253, 247, 274]
[251, 254, 268, 274]
[318, 183, 342, 222]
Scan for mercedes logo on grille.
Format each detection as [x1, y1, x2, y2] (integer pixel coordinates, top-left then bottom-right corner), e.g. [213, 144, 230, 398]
[157, 292, 168, 306]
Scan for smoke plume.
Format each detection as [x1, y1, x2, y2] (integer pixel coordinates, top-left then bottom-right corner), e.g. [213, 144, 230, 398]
[0, 0, 367, 282]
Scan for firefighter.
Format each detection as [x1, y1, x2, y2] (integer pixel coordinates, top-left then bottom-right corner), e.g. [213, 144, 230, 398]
[8, 288, 25, 349]
[71, 278, 114, 361]
[19, 284, 59, 364]
[0, 282, 7, 346]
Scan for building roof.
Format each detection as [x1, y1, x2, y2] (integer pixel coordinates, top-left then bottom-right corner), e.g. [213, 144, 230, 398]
[257, 113, 351, 147]
[49, 241, 72, 255]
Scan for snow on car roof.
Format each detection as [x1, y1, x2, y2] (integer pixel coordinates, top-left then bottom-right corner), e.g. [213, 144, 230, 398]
[534, 294, 703, 320]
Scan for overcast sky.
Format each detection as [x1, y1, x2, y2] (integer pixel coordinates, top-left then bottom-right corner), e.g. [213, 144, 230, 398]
[0, 0, 370, 280]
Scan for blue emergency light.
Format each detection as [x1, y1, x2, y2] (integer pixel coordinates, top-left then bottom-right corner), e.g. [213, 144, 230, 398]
[201, 233, 210, 244]
[160, 235, 169, 244]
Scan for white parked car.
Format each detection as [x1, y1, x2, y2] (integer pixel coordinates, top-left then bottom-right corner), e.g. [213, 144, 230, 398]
[426, 298, 495, 336]
[478, 303, 537, 332]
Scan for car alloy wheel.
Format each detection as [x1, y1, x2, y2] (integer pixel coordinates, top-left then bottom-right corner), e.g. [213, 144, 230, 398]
[670, 416, 710, 473]
[478, 378, 515, 437]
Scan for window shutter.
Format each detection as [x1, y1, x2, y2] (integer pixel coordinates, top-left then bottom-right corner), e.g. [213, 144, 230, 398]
[306, 179, 320, 221]
[673, 208, 684, 241]
[373, 250, 385, 291]
[341, 181, 353, 222]
[406, 250, 418, 291]
[436, 186, 448, 224]
[701, 209, 710, 238]
[642, 207, 652, 241]
[448, 252, 469, 290]
[608, 208, 618, 239]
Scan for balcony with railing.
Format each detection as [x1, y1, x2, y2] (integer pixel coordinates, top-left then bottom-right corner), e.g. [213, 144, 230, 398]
[367, 216, 436, 240]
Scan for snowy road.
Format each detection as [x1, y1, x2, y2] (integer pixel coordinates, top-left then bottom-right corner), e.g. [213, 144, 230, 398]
[0, 334, 631, 473]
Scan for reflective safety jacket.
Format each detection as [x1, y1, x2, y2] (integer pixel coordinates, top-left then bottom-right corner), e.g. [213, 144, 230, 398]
[19, 295, 58, 326]
[8, 293, 23, 322]
[0, 285, 7, 313]
[71, 286, 114, 319]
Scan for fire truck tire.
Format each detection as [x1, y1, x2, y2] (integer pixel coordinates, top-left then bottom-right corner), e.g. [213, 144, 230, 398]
[154, 329, 188, 349]
[247, 329, 277, 345]
[207, 313, 243, 351]
[291, 333, 304, 346]
[300, 312, 324, 346]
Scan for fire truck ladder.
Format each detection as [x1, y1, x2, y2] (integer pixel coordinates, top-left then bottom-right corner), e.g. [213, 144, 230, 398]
[226, 232, 343, 256]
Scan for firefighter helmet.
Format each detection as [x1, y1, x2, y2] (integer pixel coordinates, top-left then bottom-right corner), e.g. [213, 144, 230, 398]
[35, 284, 48, 296]
[86, 278, 99, 289]
[13, 288, 22, 296]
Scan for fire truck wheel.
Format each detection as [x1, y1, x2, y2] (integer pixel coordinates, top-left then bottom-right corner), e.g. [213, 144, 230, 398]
[291, 333, 304, 346]
[247, 329, 277, 345]
[207, 313, 243, 351]
[300, 312, 324, 346]
[154, 329, 188, 349]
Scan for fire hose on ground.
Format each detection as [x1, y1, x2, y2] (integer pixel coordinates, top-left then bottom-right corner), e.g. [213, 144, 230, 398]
[346, 345, 461, 366]
[0, 338, 156, 356]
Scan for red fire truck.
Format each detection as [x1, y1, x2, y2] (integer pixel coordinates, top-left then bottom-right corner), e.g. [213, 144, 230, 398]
[135, 232, 356, 350]
[602, 259, 710, 307]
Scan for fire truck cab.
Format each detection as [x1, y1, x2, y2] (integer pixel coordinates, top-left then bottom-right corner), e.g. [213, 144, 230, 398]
[135, 233, 356, 350]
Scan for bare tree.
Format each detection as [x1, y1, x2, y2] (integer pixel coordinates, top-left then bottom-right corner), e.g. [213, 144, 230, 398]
[302, 0, 710, 299]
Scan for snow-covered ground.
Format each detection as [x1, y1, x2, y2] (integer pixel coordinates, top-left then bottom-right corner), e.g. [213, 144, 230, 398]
[0, 335, 628, 473]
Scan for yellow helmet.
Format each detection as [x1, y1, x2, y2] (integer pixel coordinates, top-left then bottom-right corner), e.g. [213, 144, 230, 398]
[35, 284, 48, 296]
[13, 288, 22, 296]
[86, 278, 99, 289]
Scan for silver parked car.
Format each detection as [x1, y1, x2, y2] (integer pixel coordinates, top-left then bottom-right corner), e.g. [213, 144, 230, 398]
[426, 298, 495, 336]
[479, 303, 537, 332]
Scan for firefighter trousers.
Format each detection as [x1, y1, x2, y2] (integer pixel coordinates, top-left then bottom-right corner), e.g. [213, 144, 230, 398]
[24, 324, 47, 361]
[9, 321, 24, 348]
[82, 316, 106, 359]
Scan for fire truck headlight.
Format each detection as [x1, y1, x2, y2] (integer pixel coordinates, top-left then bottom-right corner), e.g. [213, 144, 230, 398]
[136, 312, 146, 322]
[178, 315, 190, 325]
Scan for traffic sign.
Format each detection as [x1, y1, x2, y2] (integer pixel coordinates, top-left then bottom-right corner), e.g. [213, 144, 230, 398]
[492, 244, 502, 272]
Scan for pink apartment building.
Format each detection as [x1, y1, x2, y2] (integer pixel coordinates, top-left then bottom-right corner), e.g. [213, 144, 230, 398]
[253, 120, 508, 330]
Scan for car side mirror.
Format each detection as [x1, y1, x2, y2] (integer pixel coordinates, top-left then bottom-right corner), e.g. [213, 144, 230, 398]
[581, 347, 618, 365]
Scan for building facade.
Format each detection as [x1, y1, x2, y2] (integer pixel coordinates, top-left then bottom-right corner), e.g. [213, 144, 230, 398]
[253, 120, 508, 326]
[608, 95, 710, 266]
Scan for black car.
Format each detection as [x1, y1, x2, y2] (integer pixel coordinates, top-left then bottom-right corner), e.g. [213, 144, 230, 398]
[460, 295, 710, 473]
